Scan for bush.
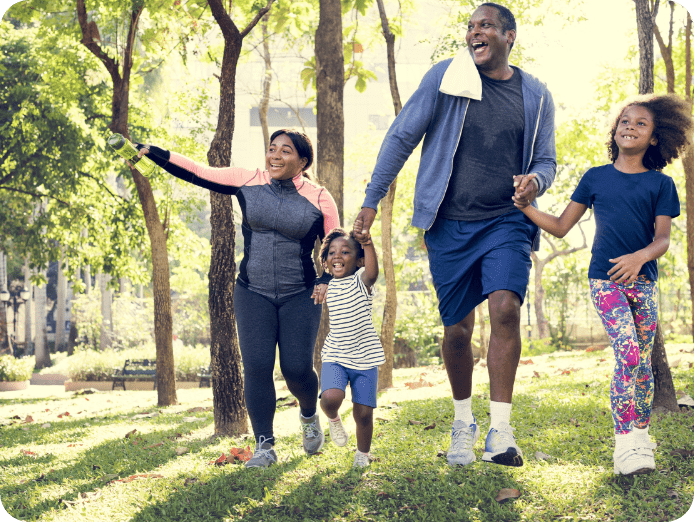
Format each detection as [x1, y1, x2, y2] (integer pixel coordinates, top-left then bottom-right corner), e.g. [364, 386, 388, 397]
[64, 342, 211, 381]
[520, 337, 560, 357]
[0, 355, 35, 381]
[393, 291, 443, 365]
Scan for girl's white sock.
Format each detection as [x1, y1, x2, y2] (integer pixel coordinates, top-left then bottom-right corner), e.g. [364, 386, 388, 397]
[489, 401, 512, 430]
[632, 425, 649, 443]
[615, 432, 632, 451]
[453, 397, 474, 424]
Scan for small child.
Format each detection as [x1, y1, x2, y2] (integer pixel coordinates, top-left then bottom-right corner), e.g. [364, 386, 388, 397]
[318, 221, 385, 468]
[512, 94, 693, 476]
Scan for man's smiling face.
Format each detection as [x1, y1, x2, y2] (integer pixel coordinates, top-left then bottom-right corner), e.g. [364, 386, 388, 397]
[465, 5, 515, 75]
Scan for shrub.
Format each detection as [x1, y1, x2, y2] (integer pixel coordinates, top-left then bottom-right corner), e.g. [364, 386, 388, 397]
[0, 355, 35, 381]
[521, 337, 564, 357]
[64, 342, 211, 381]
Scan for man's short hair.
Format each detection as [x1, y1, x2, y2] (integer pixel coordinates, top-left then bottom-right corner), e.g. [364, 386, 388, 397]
[479, 2, 516, 33]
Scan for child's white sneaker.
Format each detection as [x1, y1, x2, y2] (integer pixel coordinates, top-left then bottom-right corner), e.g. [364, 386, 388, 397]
[328, 416, 349, 446]
[613, 446, 655, 475]
[353, 451, 371, 468]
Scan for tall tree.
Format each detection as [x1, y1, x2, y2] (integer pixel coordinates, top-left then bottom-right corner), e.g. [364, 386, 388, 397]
[634, 0, 679, 412]
[654, 4, 694, 341]
[205, 0, 274, 437]
[312, 0, 345, 378]
[374, 0, 402, 390]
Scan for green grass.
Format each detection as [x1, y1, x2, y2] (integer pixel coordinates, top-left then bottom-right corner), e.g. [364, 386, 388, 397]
[1, 345, 693, 522]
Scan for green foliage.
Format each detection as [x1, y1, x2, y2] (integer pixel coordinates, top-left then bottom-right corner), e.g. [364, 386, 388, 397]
[393, 289, 443, 363]
[63, 343, 210, 382]
[0, 355, 35, 381]
[520, 337, 559, 357]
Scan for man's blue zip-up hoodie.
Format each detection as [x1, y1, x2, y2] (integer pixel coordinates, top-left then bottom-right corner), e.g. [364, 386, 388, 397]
[362, 50, 556, 245]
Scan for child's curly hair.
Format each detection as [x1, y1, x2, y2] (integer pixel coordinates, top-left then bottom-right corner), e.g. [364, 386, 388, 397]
[319, 228, 365, 270]
[608, 93, 693, 171]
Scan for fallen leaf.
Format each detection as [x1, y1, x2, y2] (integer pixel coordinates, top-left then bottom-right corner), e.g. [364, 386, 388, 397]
[41, 423, 51, 429]
[175, 447, 189, 456]
[667, 489, 679, 499]
[495, 488, 521, 504]
[374, 417, 389, 422]
[186, 407, 205, 413]
[21, 449, 37, 457]
[424, 422, 436, 430]
[479, 362, 487, 368]
[212, 453, 227, 465]
[408, 419, 423, 425]
[534, 451, 552, 461]
[228, 446, 253, 462]
[585, 345, 607, 352]
[670, 449, 694, 458]
[23, 415, 34, 424]
[146, 443, 164, 449]
[376, 492, 391, 499]
[133, 412, 159, 419]
[124, 429, 137, 439]
[67, 444, 83, 448]
[519, 359, 534, 365]
[57, 412, 70, 419]
[532, 371, 540, 379]
[671, 358, 682, 369]
[278, 399, 299, 408]
[404, 379, 433, 389]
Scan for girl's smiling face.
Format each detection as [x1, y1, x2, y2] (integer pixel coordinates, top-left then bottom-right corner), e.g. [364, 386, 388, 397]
[265, 133, 308, 180]
[325, 236, 363, 279]
[615, 105, 658, 154]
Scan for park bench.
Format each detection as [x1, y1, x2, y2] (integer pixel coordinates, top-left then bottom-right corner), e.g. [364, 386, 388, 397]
[198, 365, 211, 388]
[112, 359, 157, 391]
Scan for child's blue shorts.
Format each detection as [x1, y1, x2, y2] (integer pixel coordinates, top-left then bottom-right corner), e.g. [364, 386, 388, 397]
[424, 211, 537, 327]
[320, 362, 378, 408]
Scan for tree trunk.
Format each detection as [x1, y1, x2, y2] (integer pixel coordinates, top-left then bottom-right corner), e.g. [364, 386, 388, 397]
[76, 0, 177, 406]
[98, 273, 112, 350]
[685, 14, 694, 341]
[651, 323, 679, 411]
[55, 255, 67, 351]
[531, 253, 550, 338]
[313, 0, 345, 376]
[23, 260, 33, 354]
[205, 0, 274, 436]
[634, 0, 659, 95]
[259, 14, 272, 152]
[34, 274, 50, 369]
[375, 0, 402, 391]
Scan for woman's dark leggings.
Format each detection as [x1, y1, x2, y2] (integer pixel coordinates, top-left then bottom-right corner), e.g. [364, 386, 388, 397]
[234, 283, 322, 444]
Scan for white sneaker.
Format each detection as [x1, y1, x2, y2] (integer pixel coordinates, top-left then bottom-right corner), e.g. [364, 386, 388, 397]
[613, 446, 655, 475]
[328, 417, 349, 447]
[447, 418, 480, 467]
[353, 451, 371, 468]
[481, 422, 523, 467]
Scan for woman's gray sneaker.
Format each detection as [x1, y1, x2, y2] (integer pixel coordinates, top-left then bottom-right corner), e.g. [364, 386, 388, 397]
[300, 413, 325, 454]
[245, 437, 277, 469]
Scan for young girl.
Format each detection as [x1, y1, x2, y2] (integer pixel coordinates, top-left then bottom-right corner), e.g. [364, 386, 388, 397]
[512, 94, 692, 476]
[318, 221, 385, 468]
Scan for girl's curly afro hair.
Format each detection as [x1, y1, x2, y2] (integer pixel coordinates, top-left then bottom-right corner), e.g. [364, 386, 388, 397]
[608, 93, 693, 171]
[319, 228, 364, 271]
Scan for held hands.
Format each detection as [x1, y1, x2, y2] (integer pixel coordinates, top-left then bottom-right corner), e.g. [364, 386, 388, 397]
[607, 252, 647, 285]
[512, 173, 538, 210]
[312, 284, 328, 305]
[352, 216, 372, 246]
[353, 207, 377, 245]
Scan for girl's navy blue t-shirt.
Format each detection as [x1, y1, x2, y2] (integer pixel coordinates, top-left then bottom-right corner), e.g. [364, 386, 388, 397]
[571, 163, 680, 282]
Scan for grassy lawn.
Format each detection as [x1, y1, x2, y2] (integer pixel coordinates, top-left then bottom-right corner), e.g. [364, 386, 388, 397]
[1, 344, 693, 522]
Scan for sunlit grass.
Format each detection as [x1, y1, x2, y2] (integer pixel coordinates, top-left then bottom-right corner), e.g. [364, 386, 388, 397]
[1, 344, 693, 521]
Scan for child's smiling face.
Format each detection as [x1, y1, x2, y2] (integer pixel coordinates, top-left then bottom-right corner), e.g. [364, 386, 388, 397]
[615, 105, 658, 154]
[325, 236, 363, 279]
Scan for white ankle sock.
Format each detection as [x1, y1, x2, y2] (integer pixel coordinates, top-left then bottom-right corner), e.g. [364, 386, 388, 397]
[489, 401, 512, 430]
[615, 432, 631, 451]
[632, 425, 649, 443]
[453, 397, 474, 424]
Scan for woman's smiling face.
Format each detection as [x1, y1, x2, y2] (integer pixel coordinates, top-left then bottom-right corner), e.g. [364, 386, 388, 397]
[265, 133, 308, 181]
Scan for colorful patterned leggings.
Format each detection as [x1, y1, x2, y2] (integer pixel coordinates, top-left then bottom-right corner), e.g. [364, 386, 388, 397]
[589, 277, 658, 435]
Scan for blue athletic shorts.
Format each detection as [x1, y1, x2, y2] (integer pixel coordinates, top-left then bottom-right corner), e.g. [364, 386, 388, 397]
[424, 211, 537, 327]
[320, 362, 378, 408]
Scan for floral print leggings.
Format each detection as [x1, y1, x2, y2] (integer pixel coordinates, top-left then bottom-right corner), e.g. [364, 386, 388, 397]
[589, 277, 658, 435]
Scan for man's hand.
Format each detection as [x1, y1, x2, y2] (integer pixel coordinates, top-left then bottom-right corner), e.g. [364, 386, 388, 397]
[607, 253, 647, 285]
[353, 207, 377, 244]
[512, 173, 538, 209]
[312, 283, 328, 305]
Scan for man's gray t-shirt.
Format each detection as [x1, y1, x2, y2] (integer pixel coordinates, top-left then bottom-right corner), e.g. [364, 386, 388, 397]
[438, 68, 525, 221]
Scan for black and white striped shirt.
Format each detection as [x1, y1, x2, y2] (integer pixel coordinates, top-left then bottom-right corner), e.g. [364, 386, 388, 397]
[322, 268, 385, 370]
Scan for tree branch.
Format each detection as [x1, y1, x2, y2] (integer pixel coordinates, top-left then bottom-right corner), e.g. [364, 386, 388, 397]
[240, 0, 275, 38]
[0, 186, 69, 206]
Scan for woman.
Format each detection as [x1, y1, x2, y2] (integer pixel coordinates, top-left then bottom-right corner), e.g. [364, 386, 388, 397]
[134, 129, 339, 468]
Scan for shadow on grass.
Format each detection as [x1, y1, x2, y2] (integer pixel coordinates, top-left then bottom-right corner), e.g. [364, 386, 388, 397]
[1, 415, 220, 521]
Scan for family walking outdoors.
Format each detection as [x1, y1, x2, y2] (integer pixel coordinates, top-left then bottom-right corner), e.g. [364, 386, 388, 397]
[127, 2, 693, 477]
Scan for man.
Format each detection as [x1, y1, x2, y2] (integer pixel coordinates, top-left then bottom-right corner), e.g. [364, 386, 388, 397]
[354, 3, 556, 467]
